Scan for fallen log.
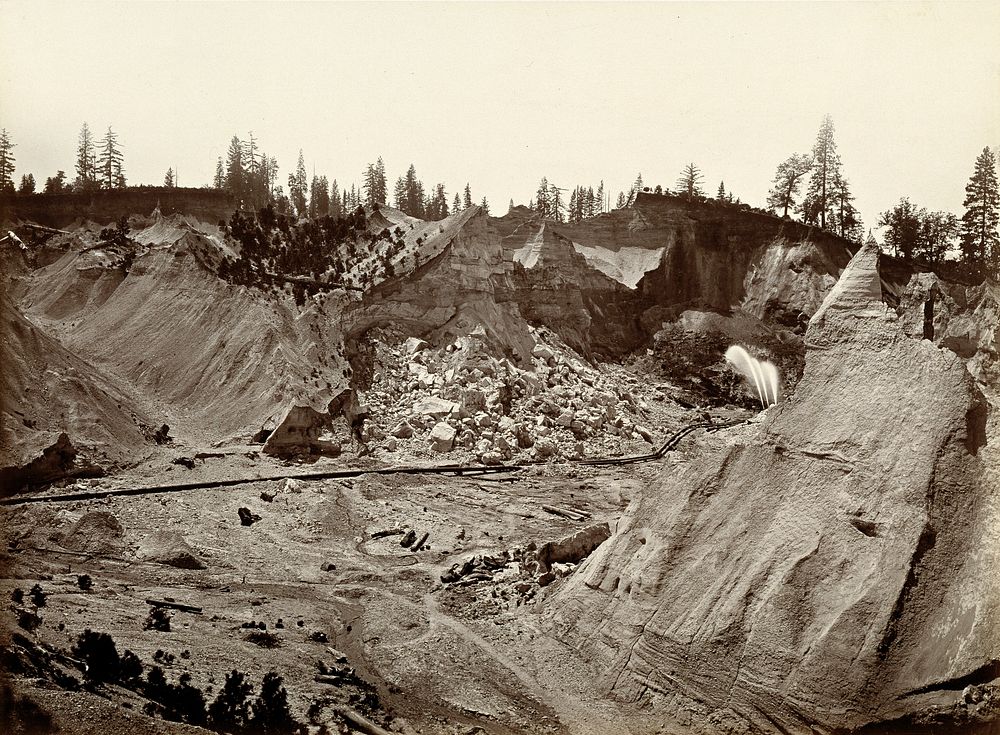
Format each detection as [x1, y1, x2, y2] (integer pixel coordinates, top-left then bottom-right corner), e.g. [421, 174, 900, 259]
[334, 706, 395, 735]
[371, 528, 404, 539]
[541, 505, 588, 521]
[410, 532, 429, 551]
[145, 598, 202, 614]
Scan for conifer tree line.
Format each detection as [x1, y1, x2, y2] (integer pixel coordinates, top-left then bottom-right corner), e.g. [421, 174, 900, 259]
[1, 120, 997, 275]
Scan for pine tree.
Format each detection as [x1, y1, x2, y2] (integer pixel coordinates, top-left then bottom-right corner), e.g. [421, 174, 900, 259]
[329, 179, 341, 217]
[374, 157, 387, 204]
[164, 168, 174, 187]
[480, 196, 490, 215]
[801, 115, 841, 228]
[96, 126, 125, 189]
[18, 173, 35, 194]
[829, 173, 862, 241]
[288, 150, 307, 216]
[766, 153, 813, 217]
[463, 183, 472, 210]
[960, 146, 1000, 267]
[0, 129, 15, 192]
[535, 177, 550, 217]
[213, 157, 225, 189]
[568, 188, 579, 223]
[309, 174, 330, 218]
[616, 191, 627, 209]
[676, 163, 704, 198]
[74, 123, 97, 191]
[363, 158, 388, 209]
[549, 184, 563, 222]
[453, 192, 462, 214]
[596, 180, 604, 213]
[44, 171, 68, 194]
[632, 172, 644, 199]
[224, 135, 245, 202]
[717, 181, 726, 200]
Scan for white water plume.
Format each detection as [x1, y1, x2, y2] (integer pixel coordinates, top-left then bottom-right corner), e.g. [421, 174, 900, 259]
[725, 345, 780, 408]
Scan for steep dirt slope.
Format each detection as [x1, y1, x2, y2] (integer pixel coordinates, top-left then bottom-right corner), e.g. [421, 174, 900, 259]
[19, 219, 351, 446]
[0, 276, 155, 491]
[548, 241, 999, 733]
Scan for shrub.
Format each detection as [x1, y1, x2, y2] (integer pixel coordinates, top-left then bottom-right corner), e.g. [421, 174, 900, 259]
[77, 574, 93, 591]
[144, 606, 171, 632]
[208, 669, 253, 732]
[16, 608, 42, 633]
[10, 588, 23, 604]
[244, 630, 280, 648]
[72, 629, 121, 682]
[119, 650, 144, 683]
[145, 667, 207, 726]
[28, 584, 46, 608]
[249, 672, 299, 735]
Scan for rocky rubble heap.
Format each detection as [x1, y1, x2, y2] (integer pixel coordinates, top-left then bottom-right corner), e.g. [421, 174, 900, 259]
[359, 328, 667, 463]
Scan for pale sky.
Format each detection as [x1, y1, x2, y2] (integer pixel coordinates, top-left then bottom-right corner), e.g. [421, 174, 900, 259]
[1, 1, 998, 231]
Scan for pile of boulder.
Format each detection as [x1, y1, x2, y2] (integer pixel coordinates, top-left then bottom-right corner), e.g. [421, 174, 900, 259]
[361, 329, 659, 463]
[440, 522, 612, 600]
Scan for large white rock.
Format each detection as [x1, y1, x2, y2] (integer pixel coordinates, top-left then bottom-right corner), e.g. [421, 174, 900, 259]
[428, 422, 456, 452]
[412, 396, 458, 419]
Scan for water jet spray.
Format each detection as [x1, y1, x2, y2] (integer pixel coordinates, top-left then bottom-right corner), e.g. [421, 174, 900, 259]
[725, 345, 780, 409]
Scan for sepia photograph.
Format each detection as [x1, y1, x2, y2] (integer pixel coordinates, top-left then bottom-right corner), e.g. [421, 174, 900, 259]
[1, 1, 998, 733]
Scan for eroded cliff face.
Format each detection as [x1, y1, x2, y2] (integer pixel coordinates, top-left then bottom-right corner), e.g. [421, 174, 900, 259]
[345, 207, 535, 365]
[548, 241, 999, 733]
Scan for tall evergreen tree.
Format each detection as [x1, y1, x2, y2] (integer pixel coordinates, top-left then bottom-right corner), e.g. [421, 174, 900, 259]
[616, 191, 627, 209]
[363, 158, 388, 208]
[288, 150, 307, 216]
[96, 126, 125, 189]
[394, 164, 425, 217]
[452, 192, 462, 214]
[675, 164, 704, 198]
[534, 177, 550, 216]
[801, 115, 841, 228]
[829, 173, 862, 242]
[567, 188, 579, 223]
[463, 183, 472, 210]
[74, 123, 98, 191]
[480, 196, 490, 215]
[224, 136, 245, 202]
[375, 157, 387, 204]
[18, 173, 35, 194]
[164, 168, 175, 187]
[766, 153, 813, 217]
[310, 174, 330, 217]
[549, 184, 563, 222]
[0, 128, 15, 192]
[425, 183, 448, 220]
[329, 179, 341, 217]
[213, 157, 225, 189]
[960, 146, 1000, 266]
[596, 180, 605, 213]
[717, 181, 726, 200]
